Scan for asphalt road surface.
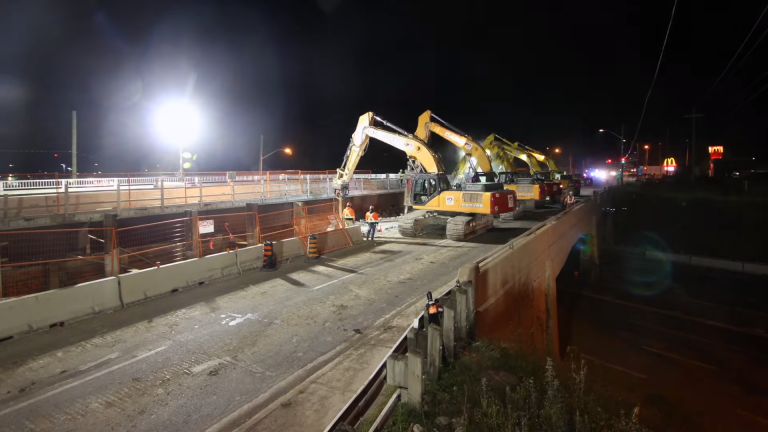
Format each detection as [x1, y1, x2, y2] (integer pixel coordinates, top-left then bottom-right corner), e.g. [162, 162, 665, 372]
[0, 209, 557, 431]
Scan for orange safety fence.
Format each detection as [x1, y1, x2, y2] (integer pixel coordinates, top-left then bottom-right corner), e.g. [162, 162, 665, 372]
[294, 209, 353, 255]
[258, 208, 297, 243]
[194, 212, 258, 257]
[0, 228, 115, 298]
[117, 218, 192, 271]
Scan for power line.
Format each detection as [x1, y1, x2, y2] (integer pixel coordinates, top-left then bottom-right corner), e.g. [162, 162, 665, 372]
[728, 24, 768, 79]
[627, 0, 678, 157]
[704, 2, 768, 99]
[732, 81, 768, 113]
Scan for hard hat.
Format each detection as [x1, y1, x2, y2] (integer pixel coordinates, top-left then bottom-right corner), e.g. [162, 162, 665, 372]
[347, 202, 351, 206]
[369, 205, 374, 210]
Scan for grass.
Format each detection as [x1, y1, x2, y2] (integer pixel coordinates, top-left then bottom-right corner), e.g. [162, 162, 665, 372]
[380, 341, 650, 432]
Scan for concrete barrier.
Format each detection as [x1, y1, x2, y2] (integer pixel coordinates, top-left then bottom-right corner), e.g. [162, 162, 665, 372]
[346, 226, 364, 244]
[118, 251, 240, 305]
[690, 256, 744, 272]
[646, 250, 692, 264]
[0, 277, 121, 339]
[235, 245, 265, 270]
[744, 263, 768, 276]
[272, 238, 304, 261]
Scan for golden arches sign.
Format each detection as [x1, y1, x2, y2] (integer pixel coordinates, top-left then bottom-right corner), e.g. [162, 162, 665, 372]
[663, 158, 677, 167]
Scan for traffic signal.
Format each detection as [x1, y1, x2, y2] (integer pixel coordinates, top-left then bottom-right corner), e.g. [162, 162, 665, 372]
[621, 157, 626, 164]
[606, 159, 613, 163]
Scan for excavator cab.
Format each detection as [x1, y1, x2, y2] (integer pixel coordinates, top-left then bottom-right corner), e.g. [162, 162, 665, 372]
[410, 173, 452, 205]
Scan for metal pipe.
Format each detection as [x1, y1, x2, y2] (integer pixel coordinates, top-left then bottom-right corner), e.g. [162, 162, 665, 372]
[431, 112, 470, 138]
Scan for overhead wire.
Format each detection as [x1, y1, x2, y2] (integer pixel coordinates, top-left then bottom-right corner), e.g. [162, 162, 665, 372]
[728, 24, 768, 79]
[626, 0, 678, 158]
[703, 2, 768, 100]
[731, 81, 768, 113]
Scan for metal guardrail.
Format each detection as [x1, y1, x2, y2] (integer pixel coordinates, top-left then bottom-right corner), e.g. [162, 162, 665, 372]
[0, 173, 398, 191]
[1, 176, 405, 226]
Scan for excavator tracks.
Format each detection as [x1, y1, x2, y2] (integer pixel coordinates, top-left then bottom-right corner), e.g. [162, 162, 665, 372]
[446, 214, 495, 241]
[397, 210, 440, 237]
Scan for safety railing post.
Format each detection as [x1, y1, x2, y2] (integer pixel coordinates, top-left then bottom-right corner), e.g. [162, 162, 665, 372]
[307, 176, 311, 198]
[160, 178, 165, 211]
[327, 177, 331, 195]
[199, 184, 204, 209]
[116, 181, 121, 216]
[231, 182, 236, 203]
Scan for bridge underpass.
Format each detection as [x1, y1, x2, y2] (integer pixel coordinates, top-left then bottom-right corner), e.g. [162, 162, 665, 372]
[555, 240, 768, 431]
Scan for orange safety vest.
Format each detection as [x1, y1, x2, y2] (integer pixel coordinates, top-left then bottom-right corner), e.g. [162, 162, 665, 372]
[428, 304, 438, 315]
[365, 211, 379, 222]
[566, 195, 575, 204]
[343, 207, 355, 219]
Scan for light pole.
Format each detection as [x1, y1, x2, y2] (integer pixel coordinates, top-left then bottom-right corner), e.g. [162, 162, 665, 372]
[599, 124, 626, 184]
[61, 164, 66, 173]
[260, 145, 292, 172]
[644, 144, 650, 167]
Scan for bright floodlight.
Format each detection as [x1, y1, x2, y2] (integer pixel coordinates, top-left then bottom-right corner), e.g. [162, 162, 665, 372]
[153, 100, 201, 144]
[599, 129, 605, 132]
[284, 148, 292, 154]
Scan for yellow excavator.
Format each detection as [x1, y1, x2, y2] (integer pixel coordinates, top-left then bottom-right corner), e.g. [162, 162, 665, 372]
[482, 134, 563, 204]
[333, 112, 517, 240]
[413, 110, 546, 209]
[506, 141, 580, 195]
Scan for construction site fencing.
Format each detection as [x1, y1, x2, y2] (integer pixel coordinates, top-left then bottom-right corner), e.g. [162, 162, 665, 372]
[194, 212, 258, 257]
[0, 228, 114, 298]
[117, 218, 192, 272]
[0, 200, 362, 298]
[294, 204, 352, 255]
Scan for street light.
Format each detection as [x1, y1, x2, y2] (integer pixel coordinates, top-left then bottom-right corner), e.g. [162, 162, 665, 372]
[152, 100, 202, 175]
[599, 125, 626, 184]
[61, 164, 66, 173]
[260, 147, 292, 172]
[554, 148, 561, 153]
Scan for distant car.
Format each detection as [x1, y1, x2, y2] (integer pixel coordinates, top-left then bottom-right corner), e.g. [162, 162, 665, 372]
[577, 173, 594, 187]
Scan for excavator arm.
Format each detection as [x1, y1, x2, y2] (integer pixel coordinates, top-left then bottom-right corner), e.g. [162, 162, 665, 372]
[414, 110, 494, 175]
[333, 112, 445, 199]
[482, 134, 546, 174]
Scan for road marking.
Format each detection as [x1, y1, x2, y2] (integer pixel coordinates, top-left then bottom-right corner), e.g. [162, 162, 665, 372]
[311, 268, 371, 291]
[581, 354, 647, 379]
[641, 346, 718, 370]
[0, 346, 167, 418]
[191, 359, 223, 374]
[78, 352, 120, 371]
[435, 239, 451, 245]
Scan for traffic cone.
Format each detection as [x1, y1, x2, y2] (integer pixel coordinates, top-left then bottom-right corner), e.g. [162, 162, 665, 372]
[378, 224, 382, 233]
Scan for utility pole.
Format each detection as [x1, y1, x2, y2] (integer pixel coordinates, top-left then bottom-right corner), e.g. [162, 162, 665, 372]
[683, 107, 704, 180]
[619, 123, 624, 185]
[259, 135, 264, 174]
[72, 111, 77, 178]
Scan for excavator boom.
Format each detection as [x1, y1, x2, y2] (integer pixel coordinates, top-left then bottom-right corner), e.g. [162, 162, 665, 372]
[334, 112, 444, 197]
[414, 110, 494, 175]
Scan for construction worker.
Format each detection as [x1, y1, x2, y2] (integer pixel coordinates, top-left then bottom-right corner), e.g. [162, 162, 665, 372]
[342, 202, 355, 227]
[365, 205, 379, 241]
[425, 291, 444, 326]
[398, 169, 404, 188]
[563, 190, 576, 210]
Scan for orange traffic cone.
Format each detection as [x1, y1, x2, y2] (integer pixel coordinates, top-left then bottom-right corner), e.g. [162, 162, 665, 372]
[378, 225, 382, 233]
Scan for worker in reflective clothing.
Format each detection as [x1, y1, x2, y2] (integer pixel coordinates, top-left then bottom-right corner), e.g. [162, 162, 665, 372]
[365, 205, 379, 241]
[425, 291, 444, 326]
[563, 190, 576, 210]
[342, 202, 355, 227]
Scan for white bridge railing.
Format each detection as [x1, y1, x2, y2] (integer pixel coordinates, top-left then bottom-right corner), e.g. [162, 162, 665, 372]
[1, 174, 405, 224]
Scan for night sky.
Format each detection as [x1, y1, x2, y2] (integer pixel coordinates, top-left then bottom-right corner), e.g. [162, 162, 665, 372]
[1, 0, 767, 175]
